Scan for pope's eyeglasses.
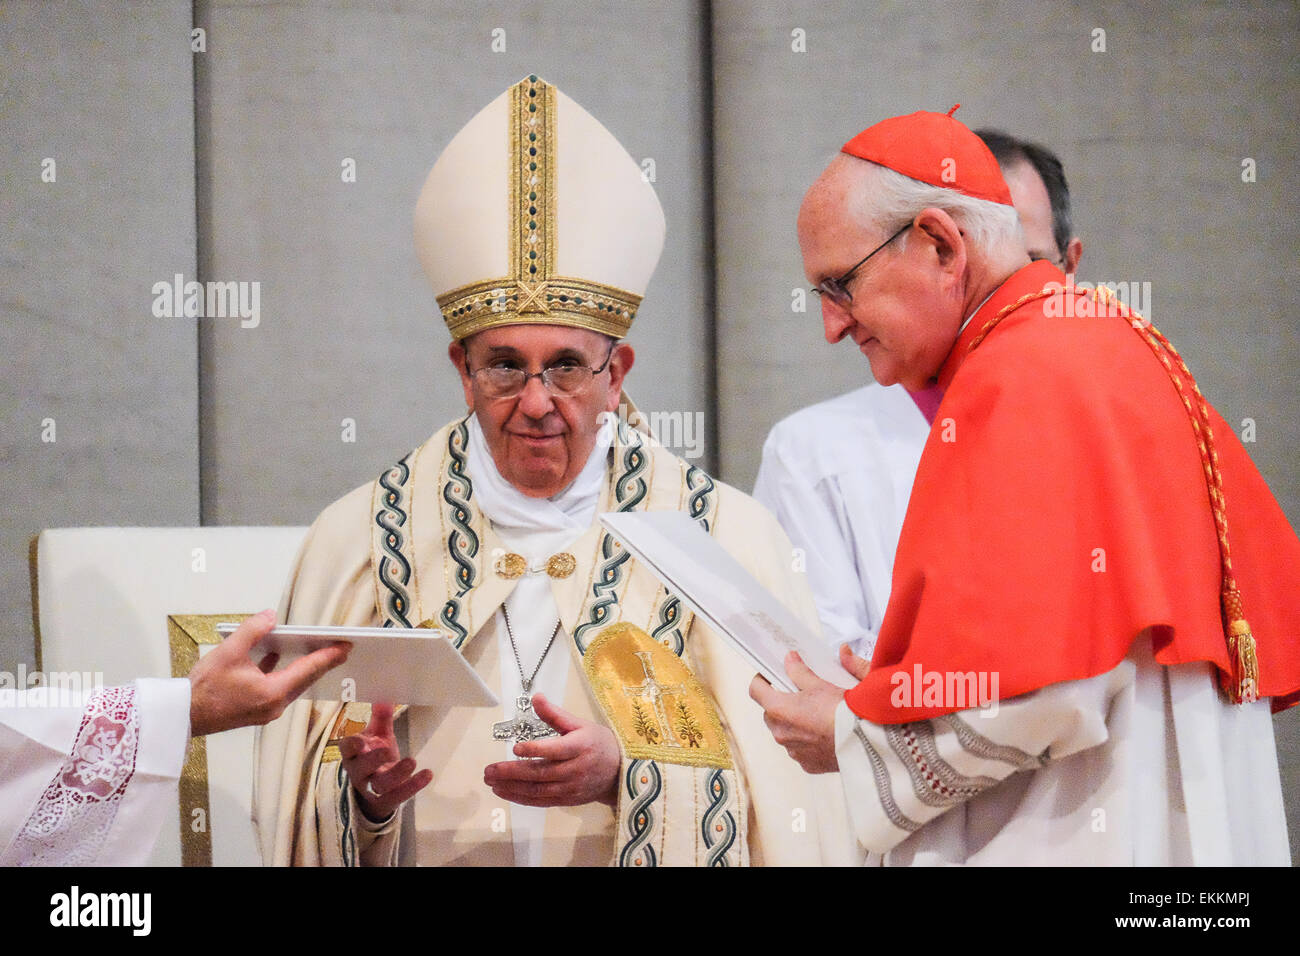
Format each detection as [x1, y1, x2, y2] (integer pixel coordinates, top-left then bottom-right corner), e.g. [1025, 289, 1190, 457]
[467, 342, 616, 399]
[811, 222, 911, 308]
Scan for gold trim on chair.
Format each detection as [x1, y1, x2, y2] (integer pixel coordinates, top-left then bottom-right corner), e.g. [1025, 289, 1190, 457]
[168, 613, 251, 868]
[28, 535, 43, 674]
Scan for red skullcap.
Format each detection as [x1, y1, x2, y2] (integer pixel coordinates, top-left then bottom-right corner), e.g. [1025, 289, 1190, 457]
[841, 105, 1014, 206]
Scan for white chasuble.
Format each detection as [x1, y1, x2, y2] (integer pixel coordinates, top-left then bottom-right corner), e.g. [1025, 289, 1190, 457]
[254, 412, 854, 866]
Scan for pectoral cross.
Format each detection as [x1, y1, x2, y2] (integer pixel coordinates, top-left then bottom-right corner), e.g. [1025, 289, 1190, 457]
[492, 692, 558, 744]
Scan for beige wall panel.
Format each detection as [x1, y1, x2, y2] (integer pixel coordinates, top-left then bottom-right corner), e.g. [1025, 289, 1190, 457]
[0, 1, 199, 669]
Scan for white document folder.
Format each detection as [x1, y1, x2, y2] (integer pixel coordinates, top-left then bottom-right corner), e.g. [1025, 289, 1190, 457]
[214, 623, 498, 708]
[598, 511, 857, 692]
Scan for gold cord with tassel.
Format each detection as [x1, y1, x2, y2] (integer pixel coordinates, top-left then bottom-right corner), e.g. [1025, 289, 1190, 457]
[968, 281, 1259, 703]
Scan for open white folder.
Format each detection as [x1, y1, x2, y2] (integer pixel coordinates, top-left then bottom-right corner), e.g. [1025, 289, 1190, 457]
[214, 623, 498, 708]
[598, 511, 857, 692]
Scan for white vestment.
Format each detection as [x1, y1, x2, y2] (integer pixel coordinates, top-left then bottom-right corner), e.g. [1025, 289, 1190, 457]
[0, 678, 190, 865]
[467, 413, 603, 867]
[255, 414, 856, 866]
[834, 638, 1290, 865]
[754, 383, 927, 658]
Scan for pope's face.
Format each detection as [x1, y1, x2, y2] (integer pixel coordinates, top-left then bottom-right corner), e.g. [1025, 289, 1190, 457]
[450, 324, 633, 498]
[798, 162, 965, 389]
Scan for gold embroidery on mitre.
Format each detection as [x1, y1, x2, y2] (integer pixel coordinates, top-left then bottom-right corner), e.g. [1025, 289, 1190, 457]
[438, 276, 642, 339]
[437, 75, 643, 340]
[583, 622, 731, 769]
[513, 75, 556, 287]
[516, 280, 551, 315]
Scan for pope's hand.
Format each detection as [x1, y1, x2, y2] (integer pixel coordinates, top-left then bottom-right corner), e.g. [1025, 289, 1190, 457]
[187, 609, 350, 737]
[748, 645, 868, 774]
[482, 694, 621, 808]
[341, 702, 434, 821]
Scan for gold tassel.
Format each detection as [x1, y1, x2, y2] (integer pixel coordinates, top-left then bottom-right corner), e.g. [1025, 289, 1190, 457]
[1223, 589, 1259, 704]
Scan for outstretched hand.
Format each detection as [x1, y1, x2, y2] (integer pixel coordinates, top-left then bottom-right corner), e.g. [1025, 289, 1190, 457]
[748, 645, 868, 774]
[341, 702, 434, 821]
[483, 693, 621, 808]
[188, 609, 350, 737]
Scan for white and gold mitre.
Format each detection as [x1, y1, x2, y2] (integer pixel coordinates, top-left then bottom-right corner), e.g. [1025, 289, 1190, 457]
[415, 74, 665, 340]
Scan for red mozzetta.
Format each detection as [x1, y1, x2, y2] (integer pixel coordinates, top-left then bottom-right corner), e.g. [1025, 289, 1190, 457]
[847, 260, 1300, 723]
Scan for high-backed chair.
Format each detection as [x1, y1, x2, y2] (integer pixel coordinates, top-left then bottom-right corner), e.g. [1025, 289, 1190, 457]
[33, 526, 308, 866]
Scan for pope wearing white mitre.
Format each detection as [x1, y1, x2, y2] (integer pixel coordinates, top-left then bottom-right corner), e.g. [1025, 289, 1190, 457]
[254, 76, 851, 867]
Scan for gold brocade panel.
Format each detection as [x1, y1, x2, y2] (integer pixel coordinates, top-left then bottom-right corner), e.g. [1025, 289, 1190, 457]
[583, 623, 731, 769]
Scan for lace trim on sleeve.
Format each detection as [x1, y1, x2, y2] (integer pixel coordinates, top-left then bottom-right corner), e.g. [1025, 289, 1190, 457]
[10, 685, 140, 866]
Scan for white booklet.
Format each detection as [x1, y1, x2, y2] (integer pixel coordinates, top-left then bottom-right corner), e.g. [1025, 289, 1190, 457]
[214, 623, 498, 708]
[598, 511, 857, 692]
